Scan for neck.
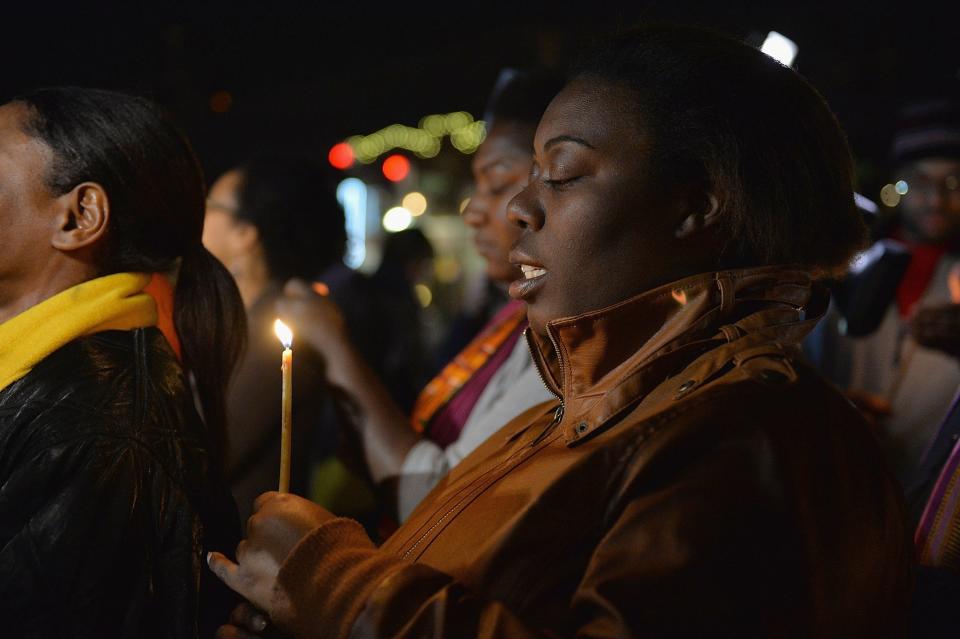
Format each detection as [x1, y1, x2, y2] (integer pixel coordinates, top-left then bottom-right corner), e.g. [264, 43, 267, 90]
[237, 275, 270, 310]
[0, 259, 99, 325]
[230, 252, 271, 310]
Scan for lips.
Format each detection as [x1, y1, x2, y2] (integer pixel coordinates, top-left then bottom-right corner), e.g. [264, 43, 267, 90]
[508, 249, 548, 300]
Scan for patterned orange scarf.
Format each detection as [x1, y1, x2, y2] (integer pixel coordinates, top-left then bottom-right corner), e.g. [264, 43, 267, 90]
[410, 301, 527, 435]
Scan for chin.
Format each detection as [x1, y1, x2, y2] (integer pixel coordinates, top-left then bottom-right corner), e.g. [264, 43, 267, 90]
[525, 304, 555, 338]
[527, 316, 549, 338]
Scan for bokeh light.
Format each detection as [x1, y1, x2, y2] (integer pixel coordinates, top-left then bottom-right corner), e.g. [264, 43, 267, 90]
[760, 31, 798, 67]
[344, 112, 486, 163]
[383, 206, 413, 232]
[382, 154, 411, 182]
[880, 183, 901, 207]
[414, 283, 433, 308]
[209, 90, 233, 113]
[402, 192, 428, 216]
[434, 255, 462, 283]
[328, 142, 355, 170]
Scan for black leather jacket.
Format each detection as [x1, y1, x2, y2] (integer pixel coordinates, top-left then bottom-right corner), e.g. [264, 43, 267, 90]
[0, 328, 240, 638]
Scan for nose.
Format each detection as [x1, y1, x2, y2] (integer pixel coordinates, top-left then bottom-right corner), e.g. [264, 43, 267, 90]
[506, 185, 544, 231]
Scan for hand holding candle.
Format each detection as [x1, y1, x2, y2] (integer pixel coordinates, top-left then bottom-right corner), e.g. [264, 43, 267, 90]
[273, 319, 293, 493]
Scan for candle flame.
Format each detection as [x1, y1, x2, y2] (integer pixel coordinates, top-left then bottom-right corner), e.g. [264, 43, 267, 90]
[273, 319, 293, 349]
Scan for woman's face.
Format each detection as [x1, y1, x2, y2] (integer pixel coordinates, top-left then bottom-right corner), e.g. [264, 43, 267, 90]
[202, 169, 250, 270]
[0, 104, 62, 302]
[461, 121, 534, 284]
[507, 77, 694, 335]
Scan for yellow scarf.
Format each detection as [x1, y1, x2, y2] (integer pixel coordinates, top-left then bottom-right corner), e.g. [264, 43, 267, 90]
[0, 273, 158, 393]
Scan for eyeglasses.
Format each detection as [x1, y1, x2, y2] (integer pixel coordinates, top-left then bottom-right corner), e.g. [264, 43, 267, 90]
[205, 198, 239, 215]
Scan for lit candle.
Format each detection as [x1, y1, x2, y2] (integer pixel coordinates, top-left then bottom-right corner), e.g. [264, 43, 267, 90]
[273, 319, 293, 493]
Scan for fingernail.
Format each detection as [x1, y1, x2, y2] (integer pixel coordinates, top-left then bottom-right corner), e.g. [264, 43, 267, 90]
[253, 615, 267, 631]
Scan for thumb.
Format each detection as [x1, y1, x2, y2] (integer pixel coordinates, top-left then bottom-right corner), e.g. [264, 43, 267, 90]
[208, 551, 251, 600]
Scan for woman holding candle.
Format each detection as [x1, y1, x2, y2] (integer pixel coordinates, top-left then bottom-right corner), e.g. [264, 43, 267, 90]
[0, 87, 244, 637]
[213, 25, 911, 637]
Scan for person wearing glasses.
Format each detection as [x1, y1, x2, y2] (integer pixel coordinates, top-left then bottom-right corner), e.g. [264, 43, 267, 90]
[811, 100, 960, 488]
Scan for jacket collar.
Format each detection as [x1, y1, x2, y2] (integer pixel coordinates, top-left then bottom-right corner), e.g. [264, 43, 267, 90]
[525, 265, 830, 444]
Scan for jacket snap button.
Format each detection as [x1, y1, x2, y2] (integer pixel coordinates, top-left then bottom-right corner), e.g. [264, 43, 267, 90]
[759, 369, 787, 384]
[576, 422, 589, 434]
[677, 380, 696, 394]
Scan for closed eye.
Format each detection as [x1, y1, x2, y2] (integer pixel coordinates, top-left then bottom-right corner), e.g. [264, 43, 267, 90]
[543, 176, 581, 189]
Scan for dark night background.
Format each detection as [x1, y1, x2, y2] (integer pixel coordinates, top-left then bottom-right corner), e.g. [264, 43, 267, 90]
[3, 0, 958, 199]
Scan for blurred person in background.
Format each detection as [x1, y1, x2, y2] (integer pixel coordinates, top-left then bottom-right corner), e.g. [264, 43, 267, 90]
[0, 87, 243, 638]
[809, 100, 960, 488]
[271, 69, 564, 523]
[367, 227, 435, 413]
[437, 69, 568, 366]
[203, 156, 376, 524]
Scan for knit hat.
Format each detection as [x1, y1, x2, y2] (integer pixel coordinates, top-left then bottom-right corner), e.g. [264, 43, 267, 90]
[891, 99, 960, 166]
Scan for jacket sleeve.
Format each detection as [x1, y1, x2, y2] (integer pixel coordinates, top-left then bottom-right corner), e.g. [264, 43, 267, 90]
[0, 436, 197, 639]
[274, 429, 798, 639]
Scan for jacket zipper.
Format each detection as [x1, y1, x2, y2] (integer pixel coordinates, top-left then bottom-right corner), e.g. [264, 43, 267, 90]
[524, 327, 565, 444]
[523, 327, 563, 405]
[401, 330, 566, 561]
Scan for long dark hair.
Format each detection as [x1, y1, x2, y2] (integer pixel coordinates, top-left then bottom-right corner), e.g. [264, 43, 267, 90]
[13, 87, 246, 459]
[573, 25, 867, 272]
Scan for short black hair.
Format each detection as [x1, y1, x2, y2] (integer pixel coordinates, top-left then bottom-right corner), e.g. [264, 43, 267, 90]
[573, 24, 866, 272]
[233, 155, 347, 281]
[483, 68, 566, 129]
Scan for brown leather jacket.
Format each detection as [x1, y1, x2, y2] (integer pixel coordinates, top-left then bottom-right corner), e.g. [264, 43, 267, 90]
[276, 266, 912, 638]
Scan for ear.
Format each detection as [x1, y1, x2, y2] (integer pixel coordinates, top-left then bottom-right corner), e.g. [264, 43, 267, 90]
[675, 192, 721, 240]
[51, 183, 110, 252]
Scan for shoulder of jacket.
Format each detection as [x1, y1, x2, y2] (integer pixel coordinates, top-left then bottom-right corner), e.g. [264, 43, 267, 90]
[647, 338, 800, 409]
[2, 329, 191, 445]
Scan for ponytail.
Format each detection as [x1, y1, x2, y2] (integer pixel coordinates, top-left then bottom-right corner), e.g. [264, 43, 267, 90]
[14, 87, 248, 468]
[175, 246, 247, 462]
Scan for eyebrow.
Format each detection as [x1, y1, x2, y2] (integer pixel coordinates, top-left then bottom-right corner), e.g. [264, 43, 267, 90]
[543, 135, 595, 152]
[478, 152, 526, 174]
